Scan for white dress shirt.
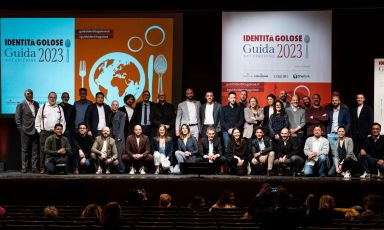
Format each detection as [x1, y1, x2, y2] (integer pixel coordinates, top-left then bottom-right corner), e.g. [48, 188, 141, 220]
[204, 103, 214, 125]
[35, 103, 66, 133]
[97, 105, 106, 131]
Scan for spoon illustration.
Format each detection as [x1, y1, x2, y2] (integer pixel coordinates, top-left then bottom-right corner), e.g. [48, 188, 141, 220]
[154, 54, 167, 95]
[65, 39, 71, 63]
[304, 35, 310, 59]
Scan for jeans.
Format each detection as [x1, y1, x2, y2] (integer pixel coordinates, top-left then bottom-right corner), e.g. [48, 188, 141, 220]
[222, 131, 231, 155]
[304, 154, 327, 176]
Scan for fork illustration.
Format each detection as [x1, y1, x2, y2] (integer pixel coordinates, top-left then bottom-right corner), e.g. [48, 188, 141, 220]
[79, 60, 86, 88]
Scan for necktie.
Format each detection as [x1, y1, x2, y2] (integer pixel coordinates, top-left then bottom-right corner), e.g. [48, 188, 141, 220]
[144, 103, 147, 125]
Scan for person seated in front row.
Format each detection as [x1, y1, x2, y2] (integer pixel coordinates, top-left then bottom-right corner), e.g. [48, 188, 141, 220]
[274, 128, 304, 176]
[328, 126, 357, 178]
[228, 128, 250, 175]
[151, 124, 174, 174]
[303, 125, 329, 177]
[198, 126, 226, 174]
[44, 123, 72, 174]
[73, 122, 94, 173]
[174, 124, 200, 173]
[249, 126, 275, 176]
[360, 122, 384, 178]
[123, 125, 153, 175]
[91, 126, 119, 174]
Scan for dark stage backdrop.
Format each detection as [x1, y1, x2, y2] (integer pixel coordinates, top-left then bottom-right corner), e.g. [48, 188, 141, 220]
[1, 8, 382, 170]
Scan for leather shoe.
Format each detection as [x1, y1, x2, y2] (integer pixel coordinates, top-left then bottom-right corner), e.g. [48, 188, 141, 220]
[40, 168, 46, 174]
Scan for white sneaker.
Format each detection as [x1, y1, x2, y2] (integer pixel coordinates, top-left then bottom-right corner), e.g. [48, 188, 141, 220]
[247, 162, 252, 175]
[343, 171, 351, 179]
[139, 166, 146, 175]
[377, 169, 382, 178]
[106, 169, 111, 174]
[360, 171, 370, 178]
[129, 167, 135, 175]
[173, 164, 180, 174]
[154, 169, 160, 175]
[169, 166, 174, 174]
[95, 166, 102, 174]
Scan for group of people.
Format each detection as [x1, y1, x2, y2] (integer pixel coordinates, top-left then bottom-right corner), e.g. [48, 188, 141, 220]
[15, 87, 384, 178]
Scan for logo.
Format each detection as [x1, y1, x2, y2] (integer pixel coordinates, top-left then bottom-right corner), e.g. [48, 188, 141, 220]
[293, 74, 310, 79]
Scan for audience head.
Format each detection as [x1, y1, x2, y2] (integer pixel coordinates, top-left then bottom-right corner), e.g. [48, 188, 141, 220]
[217, 190, 235, 208]
[205, 91, 214, 104]
[275, 188, 290, 208]
[188, 195, 207, 211]
[61, 92, 70, 104]
[95, 92, 105, 105]
[159, 193, 172, 208]
[142, 90, 150, 102]
[43, 206, 58, 219]
[363, 194, 384, 213]
[0, 206, 6, 216]
[125, 188, 147, 207]
[228, 91, 237, 105]
[319, 194, 335, 210]
[123, 94, 135, 106]
[81, 203, 103, 222]
[101, 202, 121, 227]
[267, 94, 276, 106]
[24, 89, 33, 101]
[48, 92, 57, 106]
[305, 194, 319, 215]
[134, 125, 143, 137]
[79, 88, 88, 100]
[206, 126, 216, 141]
[371, 123, 381, 138]
[111, 100, 119, 112]
[185, 88, 194, 100]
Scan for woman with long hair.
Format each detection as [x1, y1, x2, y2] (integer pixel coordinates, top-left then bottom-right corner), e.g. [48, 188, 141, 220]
[228, 128, 250, 175]
[269, 100, 289, 141]
[151, 124, 174, 174]
[174, 124, 199, 173]
[243, 97, 264, 139]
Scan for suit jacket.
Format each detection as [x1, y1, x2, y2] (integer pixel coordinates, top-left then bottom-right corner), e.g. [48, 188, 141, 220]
[198, 136, 223, 158]
[334, 137, 357, 165]
[151, 136, 174, 157]
[133, 101, 155, 126]
[276, 137, 299, 159]
[125, 134, 151, 157]
[15, 100, 39, 135]
[263, 105, 274, 137]
[85, 103, 112, 135]
[44, 135, 72, 160]
[177, 136, 199, 156]
[351, 105, 373, 140]
[118, 105, 135, 138]
[176, 100, 201, 132]
[153, 102, 176, 134]
[243, 107, 264, 138]
[362, 135, 384, 160]
[304, 136, 329, 160]
[109, 110, 126, 141]
[91, 136, 118, 160]
[327, 106, 351, 134]
[200, 102, 222, 133]
[249, 136, 274, 157]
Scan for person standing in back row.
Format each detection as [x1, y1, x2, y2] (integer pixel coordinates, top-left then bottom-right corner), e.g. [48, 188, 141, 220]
[175, 88, 201, 140]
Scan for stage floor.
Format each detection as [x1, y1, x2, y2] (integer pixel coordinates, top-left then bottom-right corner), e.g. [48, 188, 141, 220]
[0, 171, 383, 207]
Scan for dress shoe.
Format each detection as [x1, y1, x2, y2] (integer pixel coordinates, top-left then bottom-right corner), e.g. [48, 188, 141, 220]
[21, 168, 27, 173]
[32, 168, 39, 173]
[40, 168, 46, 174]
[73, 169, 79, 174]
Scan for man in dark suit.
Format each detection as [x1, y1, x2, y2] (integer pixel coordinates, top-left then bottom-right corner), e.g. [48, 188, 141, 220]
[273, 128, 304, 175]
[249, 126, 275, 175]
[118, 94, 135, 139]
[132, 90, 155, 138]
[351, 93, 373, 155]
[15, 89, 40, 173]
[360, 123, 384, 178]
[123, 125, 154, 174]
[109, 100, 126, 173]
[198, 126, 226, 173]
[200, 91, 222, 138]
[85, 92, 111, 137]
[152, 92, 176, 137]
[263, 94, 276, 138]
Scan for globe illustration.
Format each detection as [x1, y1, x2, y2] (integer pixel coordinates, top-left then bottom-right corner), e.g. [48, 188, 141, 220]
[88, 52, 145, 106]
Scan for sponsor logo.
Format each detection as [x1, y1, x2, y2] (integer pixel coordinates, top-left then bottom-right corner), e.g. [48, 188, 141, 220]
[293, 74, 310, 79]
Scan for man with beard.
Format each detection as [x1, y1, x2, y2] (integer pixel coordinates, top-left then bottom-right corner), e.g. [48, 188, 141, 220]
[133, 90, 155, 138]
[238, 90, 248, 108]
[72, 122, 94, 173]
[305, 94, 328, 137]
[302, 96, 311, 109]
[360, 123, 384, 178]
[153, 91, 176, 137]
[109, 100, 126, 173]
[91, 126, 119, 174]
[119, 94, 135, 138]
[176, 88, 201, 140]
[249, 127, 275, 175]
[200, 91, 221, 138]
[85, 92, 111, 137]
[279, 90, 290, 109]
